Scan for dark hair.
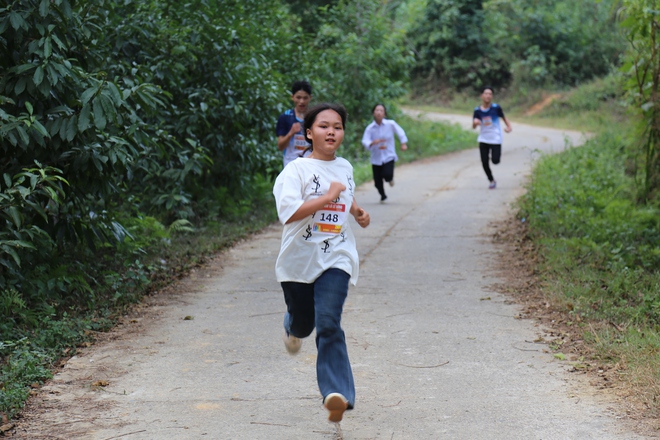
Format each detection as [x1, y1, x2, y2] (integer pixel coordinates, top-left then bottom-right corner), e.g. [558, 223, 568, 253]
[303, 103, 348, 148]
[481, 85, 494, 94]
[292, 80, 312, 96]
[372, 103, 387, 115]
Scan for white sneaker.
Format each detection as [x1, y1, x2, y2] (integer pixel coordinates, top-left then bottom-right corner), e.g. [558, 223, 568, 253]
[389, 180, 394, 187]
[324, 393, 348, 423]
[283, 332, 302, 354]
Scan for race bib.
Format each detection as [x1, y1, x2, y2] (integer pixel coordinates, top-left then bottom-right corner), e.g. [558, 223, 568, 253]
[294, 134, 308, 151]
[313, 203, 347, 235]
[378, 141, 387, 150]
[482, 116, 492, 127]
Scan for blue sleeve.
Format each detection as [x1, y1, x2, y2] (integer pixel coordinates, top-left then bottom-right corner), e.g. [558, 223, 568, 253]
[276, 113, 292, 136]
[496, 106, 505, 118]
[473, 108, 480, 120]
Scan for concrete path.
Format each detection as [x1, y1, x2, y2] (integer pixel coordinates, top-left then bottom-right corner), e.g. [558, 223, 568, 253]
[16, 112, 646, 439]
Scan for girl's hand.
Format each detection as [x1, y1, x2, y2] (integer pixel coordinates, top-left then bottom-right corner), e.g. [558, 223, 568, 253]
[327, 181, 346, 201]
[353, 207, 370, 228]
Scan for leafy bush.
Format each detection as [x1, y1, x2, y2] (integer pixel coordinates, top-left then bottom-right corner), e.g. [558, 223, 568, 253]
[520, 129, 660, 324]
[0, 165, 67, 302]
[410, 0, 624, 91]
[411, 0, 511, 90]
[0, 0, 173, 238]
[618, 0, 660, 202]
[496, 0, 623, 89]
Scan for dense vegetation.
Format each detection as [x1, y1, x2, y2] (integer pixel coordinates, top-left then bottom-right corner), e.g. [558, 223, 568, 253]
[410, 0, 624, 91]
[1, 0, 659, 423]
[518, 98, 660, 413]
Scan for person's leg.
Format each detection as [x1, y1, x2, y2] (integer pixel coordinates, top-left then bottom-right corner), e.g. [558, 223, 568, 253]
[479, 142, 494, 182]
[281, 282, 315, 338]
[491, 144, 502, 165]
[313, 269, 355, 409]
[382, 160, 395, 186]
[372, 164, 386, 199]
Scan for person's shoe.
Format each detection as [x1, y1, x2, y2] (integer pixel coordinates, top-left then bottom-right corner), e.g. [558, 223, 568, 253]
[388, 180, 394, 187]
[324, 393, 348, 423]
[380, 195, 387, 203]
[283, 332, 302, 355]
[489, 180, 497, 189]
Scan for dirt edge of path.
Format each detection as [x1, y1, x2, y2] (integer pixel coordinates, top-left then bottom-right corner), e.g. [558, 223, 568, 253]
[490, 214, 660, 438]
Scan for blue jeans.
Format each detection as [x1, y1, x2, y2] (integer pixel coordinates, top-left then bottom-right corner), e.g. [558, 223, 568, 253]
[281, 268, 355, 409]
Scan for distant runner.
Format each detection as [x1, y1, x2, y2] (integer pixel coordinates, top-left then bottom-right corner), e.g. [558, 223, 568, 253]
[361, 104, 408, 202]
[276, 81, 313, 168]
[472, 86, 512, 189]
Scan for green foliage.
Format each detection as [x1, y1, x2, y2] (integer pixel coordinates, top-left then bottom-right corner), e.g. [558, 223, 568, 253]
[308, 0, 414, 161]
[101, 0, 294, 211]
[490, 0, 623, 89]
[282, 0, 340, 34]
[313, 2, 413, 118]
[520, 129, 660, 325]
[518, 120, 660, 408]
[0, 165, 66, 297]
[532, 74, 626, 119]
[0, 0, 184, 253]
[412, 0, 511, 89]
[618, 0, 660, 202]
[0, 340, 52, 418]
[410, 0, 624, 91]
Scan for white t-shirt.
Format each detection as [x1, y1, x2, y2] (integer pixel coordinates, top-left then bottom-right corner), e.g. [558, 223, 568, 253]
[473, 104, 505, 145]
[361, 119, 408, 165]
[273, 157, 359, 285]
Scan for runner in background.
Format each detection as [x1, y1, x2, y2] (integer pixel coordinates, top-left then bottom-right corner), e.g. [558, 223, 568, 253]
[276, 81, 313, 168]
[361, 104, 408, 202]
[472, 86, 512, 189]
[273, 103, 370, 423]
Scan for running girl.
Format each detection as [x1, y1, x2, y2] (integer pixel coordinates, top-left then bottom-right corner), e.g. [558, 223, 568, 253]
[273, 102, 370, 423]
[361, 104, 408, 202]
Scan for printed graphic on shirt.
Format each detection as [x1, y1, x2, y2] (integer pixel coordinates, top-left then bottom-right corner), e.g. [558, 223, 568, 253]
[482, 116, 492, 126]
[303, 224, 312, 241]
[312, 174, 321, 194]
[313, 202, 347, 235]
[321, 239, 331, 253]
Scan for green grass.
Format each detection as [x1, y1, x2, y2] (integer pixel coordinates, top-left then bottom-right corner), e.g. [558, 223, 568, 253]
[517, 103, 660, 411]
